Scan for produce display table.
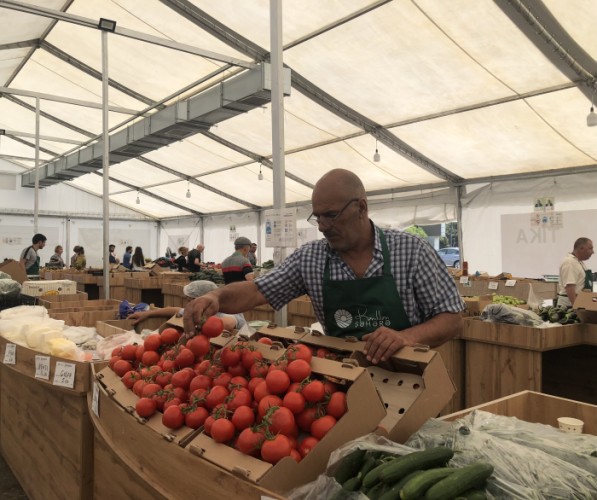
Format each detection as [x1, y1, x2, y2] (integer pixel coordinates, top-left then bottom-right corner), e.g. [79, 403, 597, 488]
[124, 276, 164, 307]
[65, 273, 100, 300]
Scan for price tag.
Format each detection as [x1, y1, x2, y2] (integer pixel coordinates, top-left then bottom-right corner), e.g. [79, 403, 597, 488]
[505, 279, 517, 287]
[53, 361, 76, 389]
[488, 281, 499, 290]
[459, 276, 469, 284]
[91, 382, 100, 418]
[3, 343, 16, 365]
[35, 355, 51, 380]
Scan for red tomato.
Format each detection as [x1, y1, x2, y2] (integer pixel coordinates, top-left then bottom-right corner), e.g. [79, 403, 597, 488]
[187, 334, 210, 357]
[160, 327, 181, 345]
[269, 407, 296, 436]
[132, 379, 147, 397]
[323, 380, 338, 395]
[195, 359, 212, 375]
[212, 372, 233, 388]
[189, 388, 208, 406]
[141, 350, 160, 367]
[326, 391, 347, 419]
[113, 359, 133, 377]
[162, 359, 176, 372]
[162, 405, 185, 429]
[282, 391, 306, 415]
[231, 405, 255, 431]
[135, 397, 157, 418]
[286, 359, 312, 383]
[261, 434, 292, 464]
[203, 415, 215, 436]
[210, 418, 235, 443]
[141, 383, 162, 398]
[227, 362, 248, 377]
[121, 370, 140, 389]
[189, 374, 212, 392]
[257, 337, 273, 345]
[289, 448, 302, 462]
[298, 436, 319, 458]
[316, 347, 331, 358]
[163, 396, 182, 410]
[311, 415, 337, 440]
[135, 344, 145, 362]
[242, 350, 264, 369]
[296, 407, 318, 433]
[171, 369, 194, 390]
[258, 395, 282, 419]
[185, 407, 209, 429]
[252, 380, 272, 402]
[236, 427, 265, 456]
[286, 344, 312, 364]
[144, 334, 162, 351]
[220, 346, 241, 367]
[227, 388, 253, 411]
[249, 362, 269, 379]
[266, 369, 290, 394]
[120, 344, 138, 361]
[248, 376, 265, 395]
[205, 385, 230, 410]
[175, 348, 195, 368]
[201, 316, 224, 338]
[154, 371, 172, 387]
[302, 380, 325, 403]
[229, 376, 249, 390]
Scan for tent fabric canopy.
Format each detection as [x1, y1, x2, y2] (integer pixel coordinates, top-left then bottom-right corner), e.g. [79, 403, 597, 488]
[0, 0, 595, 220]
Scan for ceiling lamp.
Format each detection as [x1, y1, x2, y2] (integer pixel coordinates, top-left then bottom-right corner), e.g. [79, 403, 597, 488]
[135, 190, 140, 204]
[258, 164, 264, 181]
[186, 181, 191, 198]
[588, 92, 597, 127]
[373, 138, 381, 162]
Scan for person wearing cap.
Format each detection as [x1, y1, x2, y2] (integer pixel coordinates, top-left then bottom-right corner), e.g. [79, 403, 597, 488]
[185, 169, 463, 365]
[187, 244, 205, 273]
[556, 237, 594, 308]
[221, 237, 255, 284]
[127, 280, 245, 330]
[20, 233, 47, 275]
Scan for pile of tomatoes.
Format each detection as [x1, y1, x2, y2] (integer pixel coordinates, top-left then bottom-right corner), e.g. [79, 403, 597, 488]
[109, 318, 349, 465]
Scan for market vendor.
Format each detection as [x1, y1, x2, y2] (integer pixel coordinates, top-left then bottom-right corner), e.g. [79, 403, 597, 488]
[184, 169, 464, 364]
[129, 279, 245, 331]
[19, 233, 46, 276]
[556, 237, 594, 308]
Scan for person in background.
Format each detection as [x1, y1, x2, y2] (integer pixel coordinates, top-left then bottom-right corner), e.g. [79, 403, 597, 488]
[73, 246, 86, 270]
[128, 280, 245, 331]
[187, 244, 204, 273]
[185, 168, 464, 364]
[220, 237, 255, 284]
[131, 246, 146, 271]
[109, 244, 120, 265]
[70, 245, 81, 268]
[247, 243, 257, 266]
[122, 246, 133, 270]
[175, 246, 189, 272]
[557, 237, 594, 308]
[20, 234, 47, 275]
[48, 245, 65, 268]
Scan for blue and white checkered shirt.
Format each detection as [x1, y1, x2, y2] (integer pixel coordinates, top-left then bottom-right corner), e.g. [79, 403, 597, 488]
[255, 225, 464, 332]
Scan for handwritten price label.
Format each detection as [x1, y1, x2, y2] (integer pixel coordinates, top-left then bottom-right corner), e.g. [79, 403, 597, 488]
[52, 361, 76, 389]
[35, 355, 51, 380]
[505, 279, 517, 287]
[91, 382, 100, 418]
[3, 343, 16, 365]
[459, 276, 469, 284]
[488, 281, 499, 290]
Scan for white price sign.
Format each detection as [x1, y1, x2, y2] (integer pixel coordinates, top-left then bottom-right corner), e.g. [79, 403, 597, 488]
[53, 361, 76, 389]
[488, 281, 499, 290]
[505, 279, 517, 287]
[459, 276, 469, 284]
[3, 343, 16, 365]
[91, 382, 100, 418]
[35, 355, 51, 380]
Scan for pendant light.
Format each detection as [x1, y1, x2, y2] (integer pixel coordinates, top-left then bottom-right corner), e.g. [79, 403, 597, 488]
[373, 139, 381, 162]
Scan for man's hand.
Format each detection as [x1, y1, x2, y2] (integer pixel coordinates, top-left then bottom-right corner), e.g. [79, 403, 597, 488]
[362, 327, 407, 364]
[183, 293, 220, 336]
[127, 311, 147, 325]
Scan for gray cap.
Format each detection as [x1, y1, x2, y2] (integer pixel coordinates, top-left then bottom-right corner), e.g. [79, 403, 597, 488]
[234, 236, 252, 246]
[183, 280, 218, 298]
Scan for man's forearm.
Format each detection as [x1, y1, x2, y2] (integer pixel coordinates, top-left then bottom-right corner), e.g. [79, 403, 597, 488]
[216, 281, 268, 314]
[399, 312, 463, 348]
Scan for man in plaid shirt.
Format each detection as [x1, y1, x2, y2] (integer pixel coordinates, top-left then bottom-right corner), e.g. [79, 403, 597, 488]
[185, 169, 463, 364]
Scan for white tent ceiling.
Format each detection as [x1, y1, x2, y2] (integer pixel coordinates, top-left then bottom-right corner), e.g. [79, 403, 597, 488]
[0, 0, 595, 220]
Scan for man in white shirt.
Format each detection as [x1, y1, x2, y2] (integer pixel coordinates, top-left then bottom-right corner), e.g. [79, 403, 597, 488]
[557, 237, 594, 307]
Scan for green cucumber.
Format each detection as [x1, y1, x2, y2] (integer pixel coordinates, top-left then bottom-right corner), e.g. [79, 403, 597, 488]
[334, 449, 367, 484]
[379, 447, 454, 484]
[362, 456, 404, 490]
[342, 476, 362, 491]
[399, 467, 455, 500]
[360, 455, 382, 477]
[425, 463, 494, 500]
[366, 481, 391, 500]
[377, 470, 425, 500]
[455, 489, 487, 500]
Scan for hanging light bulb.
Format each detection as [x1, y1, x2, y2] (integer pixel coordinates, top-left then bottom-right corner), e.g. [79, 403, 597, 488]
[135, 190, 140, 204]
[258, 164, 264, 181]
[588, 91, 597, 127]
[186, 181, 191, 198]
[373, 138, 381, 162]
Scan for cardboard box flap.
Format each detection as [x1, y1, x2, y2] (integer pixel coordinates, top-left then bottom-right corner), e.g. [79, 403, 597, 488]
[574, 291, 597, 324]
[300, 331, 365, 354]
[0, 259, 27, 284]
[252, 325, 310, 344]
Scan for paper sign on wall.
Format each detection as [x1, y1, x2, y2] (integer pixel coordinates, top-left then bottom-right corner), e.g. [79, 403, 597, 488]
[264, 208, 297, 248]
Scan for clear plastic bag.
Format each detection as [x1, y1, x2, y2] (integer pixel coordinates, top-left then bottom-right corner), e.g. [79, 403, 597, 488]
[481, 303, 544, 327]
[0, 279, 21, 297]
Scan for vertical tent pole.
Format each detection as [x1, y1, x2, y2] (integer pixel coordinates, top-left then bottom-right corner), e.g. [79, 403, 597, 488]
[101, 29, 110, 299]
[34, 97, 40, 233]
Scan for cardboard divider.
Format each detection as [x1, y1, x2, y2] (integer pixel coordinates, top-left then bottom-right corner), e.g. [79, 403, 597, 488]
[37, 291, 89, 307]
[248, 324, 310, 346]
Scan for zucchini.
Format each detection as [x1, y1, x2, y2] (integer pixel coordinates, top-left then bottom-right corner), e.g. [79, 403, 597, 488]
[425, 463, 494, 500]
[455, 489, 487, 500]
[399, 467, 455, 500]
[334, 449, 367, 484]
[362, 456, 404, 490]
[377, 470, 425, 500]
[342, 476, 362, 492]
[379, 447, 454, 484]
[366, 481, 391, 500]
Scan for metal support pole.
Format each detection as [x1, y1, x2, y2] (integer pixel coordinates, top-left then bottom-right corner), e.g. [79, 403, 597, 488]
[456, 185, 464, 263]
[270, 0, 287, 326]
[34, 97, 40, 233]
[101, 30, 110, 299]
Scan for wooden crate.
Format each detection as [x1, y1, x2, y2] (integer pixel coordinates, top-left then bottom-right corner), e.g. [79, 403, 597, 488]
[48, 309, 120, 326]
[243, 303, 275, 323]
[124, 277, 164, 307]
[162, 282, 187, 308]
[98, 285, 127, 301]
[287, 295, 316, 327]
[89, 372, 283, 500]
[434, 337, 465, 415]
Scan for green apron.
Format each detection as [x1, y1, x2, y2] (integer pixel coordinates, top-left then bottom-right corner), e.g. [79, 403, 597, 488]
[583, 269, 593, 290]
[322, 231, 411, 339]
[27, 254, 40, 276]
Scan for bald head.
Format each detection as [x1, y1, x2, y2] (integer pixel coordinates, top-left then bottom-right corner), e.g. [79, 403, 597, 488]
[312, 169, 366, 202]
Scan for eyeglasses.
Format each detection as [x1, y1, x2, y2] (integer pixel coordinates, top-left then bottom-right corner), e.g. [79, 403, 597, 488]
[307, 198, 359, 227]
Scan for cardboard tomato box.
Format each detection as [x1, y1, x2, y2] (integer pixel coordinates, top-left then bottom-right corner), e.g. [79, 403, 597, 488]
[299, 330, 365, 360]
[351, 346, 455, 443]
[186, 354, 385, 493]
[574, 291, 597, 324]
[247, 324, 310, 346]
